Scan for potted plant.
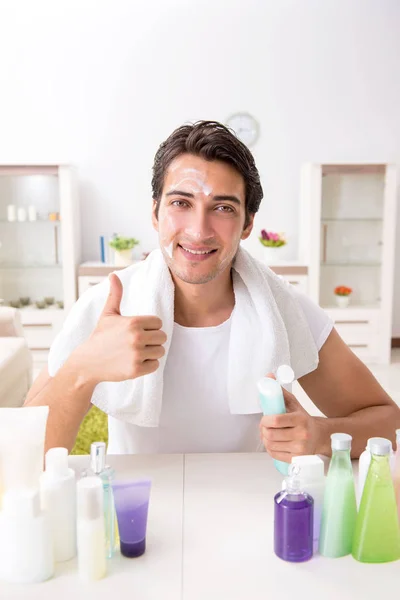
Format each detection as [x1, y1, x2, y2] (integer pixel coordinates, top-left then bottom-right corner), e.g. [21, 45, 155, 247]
[334, 285, 352, 308]
[109, 235, 140, 267]
[259, 230, 287, 264]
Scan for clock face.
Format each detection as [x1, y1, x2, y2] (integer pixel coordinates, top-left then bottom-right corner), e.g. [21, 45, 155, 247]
[226, 112, 259, 147]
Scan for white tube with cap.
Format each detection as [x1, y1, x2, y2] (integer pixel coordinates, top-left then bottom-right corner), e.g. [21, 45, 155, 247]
[77, 476, 106, 581]
[40, 447, 77, 562]
[0, 489, 54, 583]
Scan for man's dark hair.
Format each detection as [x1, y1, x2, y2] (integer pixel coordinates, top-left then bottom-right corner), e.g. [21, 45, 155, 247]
[152, 120, 263, 228]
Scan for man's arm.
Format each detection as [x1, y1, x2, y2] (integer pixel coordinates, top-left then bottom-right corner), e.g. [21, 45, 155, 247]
[260, 328, 400, 460]
[24, 361, 97, 453]
[299, 328, 400, 457]
[24, 274, 167, 453]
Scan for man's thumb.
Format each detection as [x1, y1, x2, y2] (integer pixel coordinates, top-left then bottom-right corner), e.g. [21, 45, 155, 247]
[103, 273, 123, 315]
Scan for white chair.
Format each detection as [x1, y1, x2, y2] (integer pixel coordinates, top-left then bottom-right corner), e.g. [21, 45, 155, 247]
[0, 307, 32, 408]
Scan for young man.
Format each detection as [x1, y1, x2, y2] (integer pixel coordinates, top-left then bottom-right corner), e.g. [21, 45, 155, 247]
[25, 121, 400, 460]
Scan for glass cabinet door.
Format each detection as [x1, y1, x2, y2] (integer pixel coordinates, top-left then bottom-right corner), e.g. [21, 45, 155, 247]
[0, 168, 64, 309]
[319, 166, 385, 308]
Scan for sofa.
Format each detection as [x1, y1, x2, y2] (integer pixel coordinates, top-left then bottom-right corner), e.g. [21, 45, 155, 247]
[0, 307, 32, 408]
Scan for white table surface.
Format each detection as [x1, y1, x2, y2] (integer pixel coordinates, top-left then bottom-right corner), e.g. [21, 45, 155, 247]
[0, 453, 395, 600]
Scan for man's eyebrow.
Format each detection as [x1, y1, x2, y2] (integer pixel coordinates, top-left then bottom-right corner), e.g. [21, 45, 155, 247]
[165, 190, 194, 198]
[166, 190, 241, 205]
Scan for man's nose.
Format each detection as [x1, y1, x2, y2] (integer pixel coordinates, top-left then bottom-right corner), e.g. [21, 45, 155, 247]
[185, 206, 214, 239]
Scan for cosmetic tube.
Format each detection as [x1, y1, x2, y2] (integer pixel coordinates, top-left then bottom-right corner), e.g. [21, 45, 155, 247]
[77, 476, 106, 581]
[112, 480, 152, 558]
[40, 447, 76, 562]
[0, 407, 49, 502]
[0, 489, 54, 583]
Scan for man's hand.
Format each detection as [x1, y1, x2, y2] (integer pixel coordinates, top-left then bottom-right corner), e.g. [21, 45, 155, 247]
[72, 273, 167, 384]
[259, 373, 320, 463]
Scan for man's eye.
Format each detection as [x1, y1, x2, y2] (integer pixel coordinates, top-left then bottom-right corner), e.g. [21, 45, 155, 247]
[172, 200, 188, 208]
[216, 205, 234, 213]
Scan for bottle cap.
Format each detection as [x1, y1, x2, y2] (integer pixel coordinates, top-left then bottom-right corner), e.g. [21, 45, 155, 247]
[276, 365, 295, 385]
[45, 447, 69, 477]
[90, 441, 106, 474]
[2, 489, 41, 518]
[331, 433, 352, 451]
[368, 437, 392, 456]
[257, 377, 281, 397]
[77, 476, 103, 521]
[291, 455, 324, 480]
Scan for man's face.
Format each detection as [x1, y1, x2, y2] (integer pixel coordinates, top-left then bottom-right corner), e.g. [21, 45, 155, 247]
[152, 153, 254, 285]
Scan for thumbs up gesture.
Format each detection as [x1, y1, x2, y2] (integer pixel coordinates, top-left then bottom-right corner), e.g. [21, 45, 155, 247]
[79, 274, 167, 384]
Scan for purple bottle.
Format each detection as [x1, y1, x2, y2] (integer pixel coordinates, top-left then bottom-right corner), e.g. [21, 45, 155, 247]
[274, 467, 313, 562]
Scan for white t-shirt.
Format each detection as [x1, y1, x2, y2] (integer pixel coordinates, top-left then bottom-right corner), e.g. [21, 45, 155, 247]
[107, 290, 333, 454]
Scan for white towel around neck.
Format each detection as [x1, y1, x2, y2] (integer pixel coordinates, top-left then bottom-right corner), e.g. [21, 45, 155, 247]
[48, 247, 319, 426]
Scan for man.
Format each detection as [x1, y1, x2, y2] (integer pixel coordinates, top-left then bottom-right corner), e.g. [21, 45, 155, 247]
[25, 121, 400, 459]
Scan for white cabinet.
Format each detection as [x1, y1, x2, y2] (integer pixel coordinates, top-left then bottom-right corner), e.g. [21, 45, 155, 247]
[0, 165, 80, 363]
[302, 163, 397, 364]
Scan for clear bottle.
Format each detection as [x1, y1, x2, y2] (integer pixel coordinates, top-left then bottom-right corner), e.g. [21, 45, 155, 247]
[77, 476, 106, 581]
[40, 447, 76, 562]
[319, 433, 357, 558]
[290, 455, 325, 553]
[81, 441, 116, 558]
[353, 437, 400, 563]
[274, 465, 313, 562]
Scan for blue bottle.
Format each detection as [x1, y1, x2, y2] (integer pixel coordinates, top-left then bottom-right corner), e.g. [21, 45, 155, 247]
[258, 365, 295, 475]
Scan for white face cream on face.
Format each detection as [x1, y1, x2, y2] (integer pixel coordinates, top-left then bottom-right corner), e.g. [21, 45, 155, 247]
[167, 168, 213, 197]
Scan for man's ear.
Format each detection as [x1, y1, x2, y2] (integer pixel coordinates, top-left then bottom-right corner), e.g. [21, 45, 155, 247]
[241, 213, 255, 241]
[152, 199, 159, 232]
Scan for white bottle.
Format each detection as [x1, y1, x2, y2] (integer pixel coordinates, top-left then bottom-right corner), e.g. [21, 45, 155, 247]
[17, 207, 27, 222]
[7, 204, 16, 222]
[358, 438, 395, 505]
[28, 205, 37, 221]
[0, 489, 54, 583]
[77, 476, 106, 581]
[40, 447, 77, 562]
[290, 455, 325, 553]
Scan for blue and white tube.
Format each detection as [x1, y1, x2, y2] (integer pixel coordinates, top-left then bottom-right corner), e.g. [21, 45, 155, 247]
[258, 365, 295, 476]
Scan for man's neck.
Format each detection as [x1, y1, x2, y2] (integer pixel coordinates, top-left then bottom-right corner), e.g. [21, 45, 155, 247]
[172, 268, 235, 328]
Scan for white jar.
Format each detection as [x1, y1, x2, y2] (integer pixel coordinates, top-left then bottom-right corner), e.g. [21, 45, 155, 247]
[40, 447, 77, 562]
[0, 489, 54, 584]
[28, 205, 37, 221]
[17, 207, 27, 222]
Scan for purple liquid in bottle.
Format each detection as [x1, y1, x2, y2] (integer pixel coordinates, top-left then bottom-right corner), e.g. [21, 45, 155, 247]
[274, 487, 313, 562]
[118, 501, 149, 558]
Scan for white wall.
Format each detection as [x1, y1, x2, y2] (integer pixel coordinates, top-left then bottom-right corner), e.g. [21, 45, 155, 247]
[1, 0, 400, 330]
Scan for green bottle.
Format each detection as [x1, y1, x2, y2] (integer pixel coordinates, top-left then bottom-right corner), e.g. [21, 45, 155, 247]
[353, 437, 400, 563]
[319, 433, 357, 558]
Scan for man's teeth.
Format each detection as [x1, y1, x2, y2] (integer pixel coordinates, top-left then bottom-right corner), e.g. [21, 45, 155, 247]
[181, 246, 213, 255]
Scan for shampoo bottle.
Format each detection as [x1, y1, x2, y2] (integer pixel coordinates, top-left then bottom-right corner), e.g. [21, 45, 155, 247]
[0, 489, 54, 584]
[77, 476, 106, 581]
[258, 364, 294, 476]
[353, 437, 400, 563]
[319, 433, 357, 558]
[290, 455, 325, 553]
[40, 447, 76, 562]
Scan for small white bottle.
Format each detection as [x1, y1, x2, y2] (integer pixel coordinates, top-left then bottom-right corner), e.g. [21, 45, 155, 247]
[28, 205, 37, 221]
[77, 476, 106, 581]
[40, 447, 77, 562]
[17, 207, 27, 222]
[0, 489, 54, 584]
[358, 438, 395, 505]
[288, 455, 325, 553]
[7, 204, 16, 222]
